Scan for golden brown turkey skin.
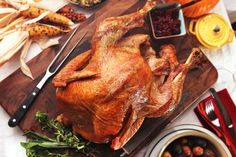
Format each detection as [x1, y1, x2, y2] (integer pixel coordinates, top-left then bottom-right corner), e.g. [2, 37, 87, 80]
[55, 41, 153, 143]
[53, 0, 157, 147]
[52, 0, 202, 150]
[53, 43, 202, 149]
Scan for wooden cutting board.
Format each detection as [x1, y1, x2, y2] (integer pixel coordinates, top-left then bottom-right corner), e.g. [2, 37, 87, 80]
[0, 0, 218, 156]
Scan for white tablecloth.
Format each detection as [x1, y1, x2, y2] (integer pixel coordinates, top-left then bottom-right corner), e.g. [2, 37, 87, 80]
[0, 1, 235, 157]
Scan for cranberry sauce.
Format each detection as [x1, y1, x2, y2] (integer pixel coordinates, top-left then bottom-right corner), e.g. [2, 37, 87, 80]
[151, 8, 181, 37]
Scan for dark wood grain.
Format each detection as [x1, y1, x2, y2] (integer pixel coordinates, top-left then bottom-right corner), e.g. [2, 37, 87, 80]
[0, 0, 217, 156]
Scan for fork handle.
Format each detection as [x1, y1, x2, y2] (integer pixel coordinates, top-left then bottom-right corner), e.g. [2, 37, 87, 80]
[8, 87, 40, 127]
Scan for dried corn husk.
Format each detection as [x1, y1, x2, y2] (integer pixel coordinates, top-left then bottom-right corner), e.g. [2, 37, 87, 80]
[21, 23, 71, 38]
[33, 0, 68, 12]
[20, 38, 33, 79]
[3, 0, 68, 12]
[0, 11, 19, 28]
[0, 29, 15, 40]
[0, 16, 25, 34]
[0, 8, 17, 18]
[0, 8, 17, 13]
[35, 37, 59, 49]
[0, 30, 29, 66]
[20, 6, 73, 25]
[4, 0, 29, 10]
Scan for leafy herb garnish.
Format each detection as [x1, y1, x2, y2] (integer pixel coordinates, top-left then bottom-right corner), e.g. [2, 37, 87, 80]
[21, 112, 95, 157]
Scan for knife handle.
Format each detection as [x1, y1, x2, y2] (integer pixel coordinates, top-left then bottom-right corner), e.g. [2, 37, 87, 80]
[229, 127, 236, 144]
[8, 87, 40, 127]
[209, 88, 232, 127]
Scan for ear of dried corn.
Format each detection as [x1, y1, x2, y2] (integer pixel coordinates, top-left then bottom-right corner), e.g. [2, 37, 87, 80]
[22, 10, 49, 25]
[57, 5, 74, 13]
[21, 23, 71, 39]
[59, 12, 86, 23]
[20, 6, 74, 25]
[0, 1, 8, 7]
[0, 0, 78, 79]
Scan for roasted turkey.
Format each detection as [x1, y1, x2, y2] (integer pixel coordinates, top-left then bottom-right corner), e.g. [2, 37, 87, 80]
[52, 0, 202, 150]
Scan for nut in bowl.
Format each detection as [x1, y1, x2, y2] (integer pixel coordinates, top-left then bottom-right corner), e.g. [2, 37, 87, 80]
[148, 3, 186, 39]
[145, 125, 232, 157]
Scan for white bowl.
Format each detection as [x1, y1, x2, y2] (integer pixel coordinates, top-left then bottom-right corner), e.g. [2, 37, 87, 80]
[144, 124, 232, 157]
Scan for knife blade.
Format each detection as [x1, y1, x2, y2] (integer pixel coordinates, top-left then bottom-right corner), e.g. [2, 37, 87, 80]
[8, 28, 87, 127]
[209, 88, 236, 143]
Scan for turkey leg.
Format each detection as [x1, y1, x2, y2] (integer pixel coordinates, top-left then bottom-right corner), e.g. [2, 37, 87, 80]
[140, 47, 203, 118]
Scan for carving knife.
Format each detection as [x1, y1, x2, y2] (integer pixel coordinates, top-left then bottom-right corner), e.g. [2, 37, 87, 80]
[8, 28, 87, 127]
[209, 88, 236, 143]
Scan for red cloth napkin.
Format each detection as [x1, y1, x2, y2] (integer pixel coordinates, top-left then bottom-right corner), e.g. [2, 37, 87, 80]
[195, 89, 236, 156]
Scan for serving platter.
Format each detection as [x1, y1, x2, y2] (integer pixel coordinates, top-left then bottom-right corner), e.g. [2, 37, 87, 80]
[0, 0, 218, 156]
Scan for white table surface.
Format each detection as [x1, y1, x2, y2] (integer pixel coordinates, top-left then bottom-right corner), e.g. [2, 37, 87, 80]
[0, 1, 236, 157]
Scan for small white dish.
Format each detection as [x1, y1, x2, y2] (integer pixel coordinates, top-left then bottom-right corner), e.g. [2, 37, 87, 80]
[148, 3, 186, 40]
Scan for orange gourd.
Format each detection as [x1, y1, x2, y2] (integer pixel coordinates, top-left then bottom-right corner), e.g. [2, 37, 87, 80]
[166, 0, 219, 18]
